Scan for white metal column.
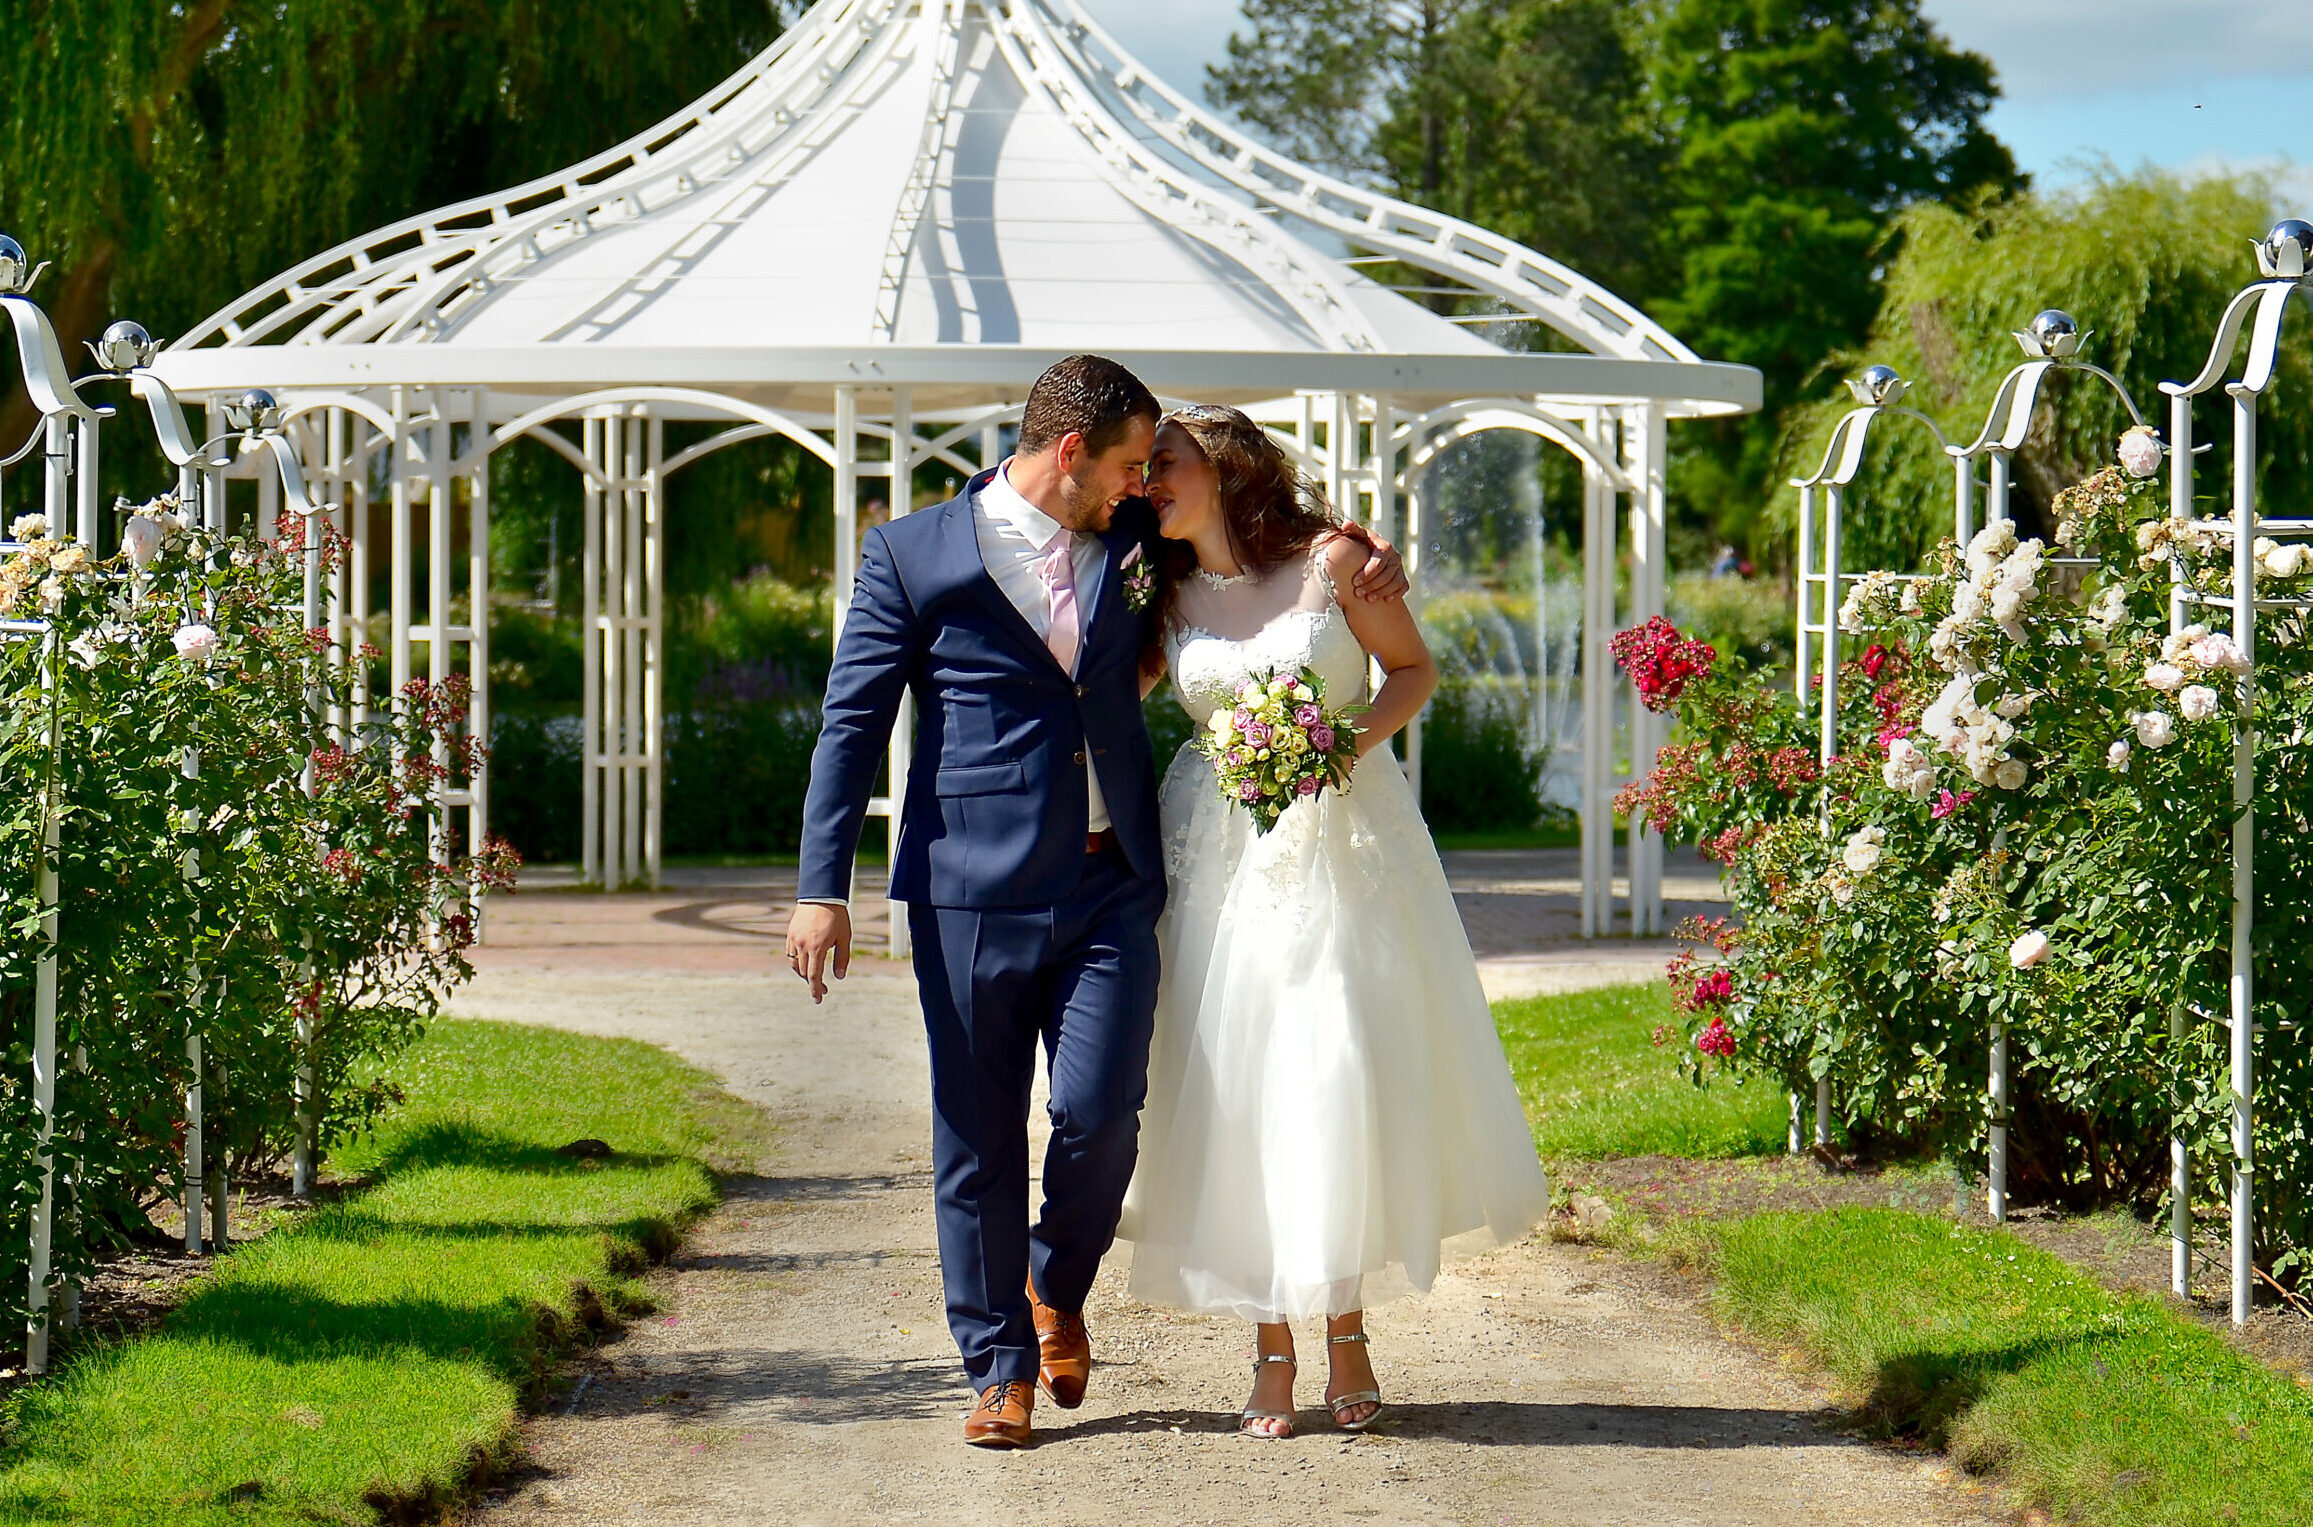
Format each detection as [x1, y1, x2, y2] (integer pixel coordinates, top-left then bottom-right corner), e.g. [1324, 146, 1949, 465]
[581, 414, 604, 886]
[1579, 409, 1615, 938]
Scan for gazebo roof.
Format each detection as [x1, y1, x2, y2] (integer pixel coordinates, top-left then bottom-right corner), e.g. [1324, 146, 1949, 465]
[156, 0, 1757, 417]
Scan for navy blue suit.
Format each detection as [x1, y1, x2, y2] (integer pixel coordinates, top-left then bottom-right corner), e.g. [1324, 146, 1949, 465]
[798, 470, 1166, 1390]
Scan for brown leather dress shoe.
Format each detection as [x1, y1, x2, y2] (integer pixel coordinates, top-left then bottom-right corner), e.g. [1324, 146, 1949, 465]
[1026, 1279, 1092, 1409]
[963, 1379, 1034, 1448]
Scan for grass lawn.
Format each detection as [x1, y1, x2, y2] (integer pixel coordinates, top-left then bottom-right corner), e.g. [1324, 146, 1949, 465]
[0, 1020, 760, 1527]
[1493, 982, 1788, 1161]
[1711, 1208, 2313, 1525]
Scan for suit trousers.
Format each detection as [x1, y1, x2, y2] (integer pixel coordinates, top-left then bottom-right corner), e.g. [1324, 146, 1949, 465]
[909, 846, 1166, 1390]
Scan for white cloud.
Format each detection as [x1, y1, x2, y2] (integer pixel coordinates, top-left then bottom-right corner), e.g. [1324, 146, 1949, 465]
[1920, 0, 2313, 99]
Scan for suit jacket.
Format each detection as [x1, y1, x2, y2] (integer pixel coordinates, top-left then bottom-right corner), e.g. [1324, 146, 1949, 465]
[798, 469, 1164, 909]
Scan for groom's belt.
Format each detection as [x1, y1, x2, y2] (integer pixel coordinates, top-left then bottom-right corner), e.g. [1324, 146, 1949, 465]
[1085, 829, 1117, 856]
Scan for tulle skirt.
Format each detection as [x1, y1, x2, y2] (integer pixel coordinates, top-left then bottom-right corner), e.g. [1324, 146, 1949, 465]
[1117, 744, 1552, 1322]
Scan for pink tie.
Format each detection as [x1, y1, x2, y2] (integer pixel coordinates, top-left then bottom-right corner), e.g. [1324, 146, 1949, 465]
[1038, 530, 1079, 673]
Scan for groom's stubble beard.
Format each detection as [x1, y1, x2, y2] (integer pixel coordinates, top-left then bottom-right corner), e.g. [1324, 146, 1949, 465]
[1053, 457, 1116, 536]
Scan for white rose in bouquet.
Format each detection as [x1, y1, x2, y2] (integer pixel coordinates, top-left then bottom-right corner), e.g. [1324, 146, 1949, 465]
[2133, 710, 2176, 748]
[2117, 427, 2163, 479]
[2179, 684, 2222, 722]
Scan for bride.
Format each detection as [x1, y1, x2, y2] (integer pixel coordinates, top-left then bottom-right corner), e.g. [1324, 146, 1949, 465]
[1119, 404, 1551, 1438]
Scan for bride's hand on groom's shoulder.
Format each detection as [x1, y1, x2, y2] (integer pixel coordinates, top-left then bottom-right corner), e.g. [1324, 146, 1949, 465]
[785, 902, 852, 1003]
[1346, 533, 1408, 604]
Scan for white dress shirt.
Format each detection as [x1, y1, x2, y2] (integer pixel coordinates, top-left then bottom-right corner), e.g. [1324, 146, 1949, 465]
[977, 460, 1110, 832]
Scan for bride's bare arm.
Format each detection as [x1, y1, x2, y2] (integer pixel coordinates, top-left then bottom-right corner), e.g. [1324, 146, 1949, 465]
[1325, 536, 1437, 757]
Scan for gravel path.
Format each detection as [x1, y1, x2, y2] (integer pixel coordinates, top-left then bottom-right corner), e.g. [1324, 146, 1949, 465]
[456, 876, 2002, 1526]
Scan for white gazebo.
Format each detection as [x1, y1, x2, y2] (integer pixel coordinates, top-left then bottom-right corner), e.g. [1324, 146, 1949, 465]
[154, 0, 1758, 941]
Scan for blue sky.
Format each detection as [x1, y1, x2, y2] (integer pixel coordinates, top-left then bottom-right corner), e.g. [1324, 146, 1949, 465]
[1081, 0, 2313, 209]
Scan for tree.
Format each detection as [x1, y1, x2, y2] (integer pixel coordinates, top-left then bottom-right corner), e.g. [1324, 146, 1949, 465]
[1649, 0, 2020, 404]
[1373, 0, 1668, 308]
[1205, 0, 1434, 183]
[1779, 170, 2311, 574]
[0, 0, 783, 458]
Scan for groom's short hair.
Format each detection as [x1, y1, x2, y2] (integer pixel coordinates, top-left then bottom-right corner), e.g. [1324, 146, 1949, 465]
[1017, 355, 1159, 459]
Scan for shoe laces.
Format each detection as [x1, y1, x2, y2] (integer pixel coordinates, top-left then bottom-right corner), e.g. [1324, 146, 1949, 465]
[978, 1380, 1028, 1413]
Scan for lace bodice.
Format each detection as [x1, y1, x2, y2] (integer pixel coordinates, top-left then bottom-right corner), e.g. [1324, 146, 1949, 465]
[1163, 546, 1370, 724]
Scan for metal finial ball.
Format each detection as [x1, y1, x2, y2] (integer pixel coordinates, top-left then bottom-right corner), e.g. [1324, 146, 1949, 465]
[1847, 364, 1907, 406]
[2028, 310, 2080, 358]
[92, 319, 157, 373]
[0, 235, 28, 295]
[2264, 219, 2313, 280]
[225, 387, 282, 435]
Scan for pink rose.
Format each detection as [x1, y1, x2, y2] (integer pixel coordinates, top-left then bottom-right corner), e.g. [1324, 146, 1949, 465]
[1242, 721, 1272, 747]
[1232, 707, 1254, 731]
[1293, 704, 1322, 727]
[1309, 725, 1336, 752]
[1237, 780, 1262, 802]
[1296, 775, 1322, 796]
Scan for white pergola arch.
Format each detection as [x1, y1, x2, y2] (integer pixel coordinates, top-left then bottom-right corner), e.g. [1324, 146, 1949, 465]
[153, 0, 1757, 940]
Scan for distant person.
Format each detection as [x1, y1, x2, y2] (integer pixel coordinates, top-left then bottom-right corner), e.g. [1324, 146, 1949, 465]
[1710, 542, 1739, 577]
[784, 357, 1408, 1448]
[1120, 405, 1550, 1439]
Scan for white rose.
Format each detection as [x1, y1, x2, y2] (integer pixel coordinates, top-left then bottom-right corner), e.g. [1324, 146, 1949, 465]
[2117, 428, 2163, 479]
[2162, 625, 2206, 663]
[2133, 710, 2176, 749]
[1992, 758, 2029, 791]
[37, 575, 64, 613]
[2009, 929, 2053, 969]
[123, 515, 163, 568]
[1842, 827, 1885, 876]
[1909, 770, 1939, 801]
[1882, 756, 1914, 791]
[172, 623, 219, 663]
[2108, 738, 2132, 769]
[8, 513, 48, 541]
[2179, 684, 2222, 722]
[2190, 633, 2249, 676]
[1988, 586, 2024, 622]
[1994, 692, 2030, 719]
[2143, 662, 2185, 692]
[1952, 585, 1987, 623]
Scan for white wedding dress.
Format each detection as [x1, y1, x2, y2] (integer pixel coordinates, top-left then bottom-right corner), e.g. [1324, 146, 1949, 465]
[1117, 546, 1551, 1321]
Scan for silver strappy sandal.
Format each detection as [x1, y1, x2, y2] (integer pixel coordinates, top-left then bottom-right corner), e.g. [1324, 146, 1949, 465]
[1240, 1352, 1297, 1439]
[1326, 1331, 1384, 1432]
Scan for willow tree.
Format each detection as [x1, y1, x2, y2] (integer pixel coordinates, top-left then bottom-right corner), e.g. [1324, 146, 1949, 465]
[0, 0, 782, 455]
[1779, 170, 2313, 575]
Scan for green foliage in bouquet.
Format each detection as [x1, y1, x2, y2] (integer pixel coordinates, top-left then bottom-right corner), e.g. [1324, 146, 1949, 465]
[0, 499, 512, 1339]
[1620, 440, 2313, 1279]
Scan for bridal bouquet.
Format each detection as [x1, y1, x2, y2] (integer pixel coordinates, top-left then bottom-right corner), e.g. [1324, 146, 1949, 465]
[1198, 667, 1364, 833]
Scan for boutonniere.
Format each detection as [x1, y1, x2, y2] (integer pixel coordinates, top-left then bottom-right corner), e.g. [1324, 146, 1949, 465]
[1120, 541, 1155, 612]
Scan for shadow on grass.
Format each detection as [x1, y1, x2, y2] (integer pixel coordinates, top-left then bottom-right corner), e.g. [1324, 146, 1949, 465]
[1861, 1328, 2136, 1443]
[368, 1120, 691, 1181]
[149, 1121, 715, 1388]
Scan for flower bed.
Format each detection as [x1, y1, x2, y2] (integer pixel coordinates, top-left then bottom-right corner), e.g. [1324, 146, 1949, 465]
[1618, 438, 2313, 1278]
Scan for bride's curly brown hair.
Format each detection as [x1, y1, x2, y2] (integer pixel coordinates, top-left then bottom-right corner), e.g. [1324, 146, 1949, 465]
[1148, 404, 1369, 631]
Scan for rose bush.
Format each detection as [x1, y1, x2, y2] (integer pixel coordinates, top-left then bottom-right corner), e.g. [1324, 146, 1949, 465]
[1622, 438, 2313, 1279]
[0, 498, 515, 1337]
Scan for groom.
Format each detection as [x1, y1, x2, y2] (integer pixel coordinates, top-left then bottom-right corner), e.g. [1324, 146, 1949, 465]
[785, 355, 1403, 1448]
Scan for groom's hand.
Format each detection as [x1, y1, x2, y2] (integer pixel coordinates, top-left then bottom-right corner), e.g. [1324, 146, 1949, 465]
[785, 903, 852, 1003]
[1353, 534, 1410, 603]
